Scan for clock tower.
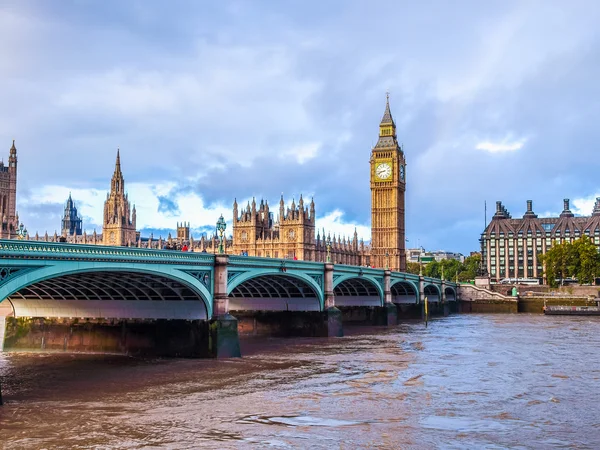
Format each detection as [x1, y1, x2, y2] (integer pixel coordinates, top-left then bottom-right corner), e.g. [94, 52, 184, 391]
[370, 94, 406, 271]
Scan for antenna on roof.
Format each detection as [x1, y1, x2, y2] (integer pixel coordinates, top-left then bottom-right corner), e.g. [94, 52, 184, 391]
[484, 200, 487, 230]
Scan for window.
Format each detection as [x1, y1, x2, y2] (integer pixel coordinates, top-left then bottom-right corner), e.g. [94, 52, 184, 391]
[542, 223, 554, 232]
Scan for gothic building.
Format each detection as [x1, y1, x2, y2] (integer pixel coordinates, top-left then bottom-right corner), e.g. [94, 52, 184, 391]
[229, 195, 366, 264]
[369, 94, 406, 271]
[482, 198, 600, 283]
[61, 193, 83, 236]
[102, 150, 138, 246]
[0, 140, 18, 239]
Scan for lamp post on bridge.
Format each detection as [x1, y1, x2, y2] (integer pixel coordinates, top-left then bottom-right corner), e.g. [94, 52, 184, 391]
[385, 251, 389, 270]
[17, 223, 27, 240]
[326, 236, 332, 263]
[216, 215, 226, 254]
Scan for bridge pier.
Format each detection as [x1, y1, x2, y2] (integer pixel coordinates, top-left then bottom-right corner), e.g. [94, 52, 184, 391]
[324, 262, 343, 337]
[210, 255, 241, 358]
[419, 275, 426, 320]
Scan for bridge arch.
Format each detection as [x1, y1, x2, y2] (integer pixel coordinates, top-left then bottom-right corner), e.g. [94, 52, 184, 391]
[424, 284, 441, 303]
[227, 271, 323, 311]
[444, 286, 457, 301]
[390, 279, 419, 304]
[333, 275, 384, 307]
[0, 264, 213, 319]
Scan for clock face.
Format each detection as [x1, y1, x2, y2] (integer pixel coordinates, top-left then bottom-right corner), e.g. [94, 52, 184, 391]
[400, 165, 405, 181]
[375, 162, 392, 180]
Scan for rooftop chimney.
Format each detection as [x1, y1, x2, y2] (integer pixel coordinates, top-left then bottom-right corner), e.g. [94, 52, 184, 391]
[523, 200, 537, 218]
[560, 198, 574, 218]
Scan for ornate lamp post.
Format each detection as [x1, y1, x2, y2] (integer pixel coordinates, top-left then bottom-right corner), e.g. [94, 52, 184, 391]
[326, 236, 332, 263]
[216, 215, 226, 254]
[385, 251, 389, 270]
[16, 223, 27, 240]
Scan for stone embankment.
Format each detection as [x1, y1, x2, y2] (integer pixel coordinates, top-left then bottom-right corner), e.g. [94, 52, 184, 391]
[458, 284, 517, 313]
[459, 284, 599, 314]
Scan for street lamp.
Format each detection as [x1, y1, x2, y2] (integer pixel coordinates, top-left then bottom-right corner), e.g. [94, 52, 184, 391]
[385, 251, 389, 270]
[326, 236, 332, 263]
[16, 222, 27, 240]
[216, 214, 226, 254]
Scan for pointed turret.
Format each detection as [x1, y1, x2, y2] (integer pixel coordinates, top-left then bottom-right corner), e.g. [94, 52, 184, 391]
[375, 93, 399, 149]
[380, 92, 395, 126]
[9, 139, 17, 165]
[111, 148, 124, 194]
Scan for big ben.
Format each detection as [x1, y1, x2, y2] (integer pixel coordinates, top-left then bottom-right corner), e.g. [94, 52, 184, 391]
[370, 94, 406, 271]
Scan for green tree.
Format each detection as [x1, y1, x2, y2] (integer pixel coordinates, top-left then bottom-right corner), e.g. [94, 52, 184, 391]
[439, 258, 461, 281]
[541, 241, 571, 287]
[571, 236, 600, 284]
[405, 262, 421, 275]
[457, 254, 480, 282]
[423, 260, 440, 278]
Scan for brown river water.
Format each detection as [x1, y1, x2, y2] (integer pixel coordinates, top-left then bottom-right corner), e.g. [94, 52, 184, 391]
[1, 314, 599, 449]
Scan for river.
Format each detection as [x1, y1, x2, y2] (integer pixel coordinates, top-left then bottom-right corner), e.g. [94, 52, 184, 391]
[1, 314, 599, 449]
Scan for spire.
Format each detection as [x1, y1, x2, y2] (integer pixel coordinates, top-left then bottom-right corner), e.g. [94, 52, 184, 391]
[380, 92, 395, 126]
[375, 93, 398, 149]
[10, 139, 16, 154]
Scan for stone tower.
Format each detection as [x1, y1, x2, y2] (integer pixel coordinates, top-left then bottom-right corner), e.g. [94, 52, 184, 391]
[102, 149, 137, 246]
[61, 193, 83, 236]
[370, 95, 406, 271]
[177, 222, 190, 242]
[0, 140, 18, 239]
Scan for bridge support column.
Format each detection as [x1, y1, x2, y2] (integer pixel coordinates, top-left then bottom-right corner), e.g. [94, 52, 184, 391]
[209, 255, 241, 358]
[441, 280, 450, 317]
[419, 275, 425, 320]
[378, 270, 397, 326]
[323, 263, 343, 337]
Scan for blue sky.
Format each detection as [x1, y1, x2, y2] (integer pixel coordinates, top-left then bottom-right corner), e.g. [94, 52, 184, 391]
[1, 1, 600, 254]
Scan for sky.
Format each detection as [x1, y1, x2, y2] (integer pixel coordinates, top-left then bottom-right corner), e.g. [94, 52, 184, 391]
[1, 0, 600, 254]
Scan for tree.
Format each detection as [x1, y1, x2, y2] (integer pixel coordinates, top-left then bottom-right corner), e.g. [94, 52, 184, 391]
[541, 240, 575, 287]
[571, 236, 600, 284]
[423, 260, 440, 278]
[541, 237, 600, 286]
[460, 254, 480, 281]
[406, 262, 421, 275]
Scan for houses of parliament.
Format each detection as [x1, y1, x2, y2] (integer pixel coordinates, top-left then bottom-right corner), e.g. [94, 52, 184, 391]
[5, 97, 408, 271]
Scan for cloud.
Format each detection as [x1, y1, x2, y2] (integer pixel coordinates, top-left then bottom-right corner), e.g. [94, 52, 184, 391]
[315, 209, 370, 241]
[475, 138, 526, 153]
[4, 1, 600, 255]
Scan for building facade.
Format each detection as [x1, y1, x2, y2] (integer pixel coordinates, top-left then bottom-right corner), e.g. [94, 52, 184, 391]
[0, 140, 18, 239]
[229, 195, 367, 264]
[481, 198, 600, 282]
[102, 150, 138, 246]
[61, 193, 83, 236]
[370, 95, 407, 271]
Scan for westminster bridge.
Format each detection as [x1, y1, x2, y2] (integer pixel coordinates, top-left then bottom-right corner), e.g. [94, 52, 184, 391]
[0, 239, 458, 359]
